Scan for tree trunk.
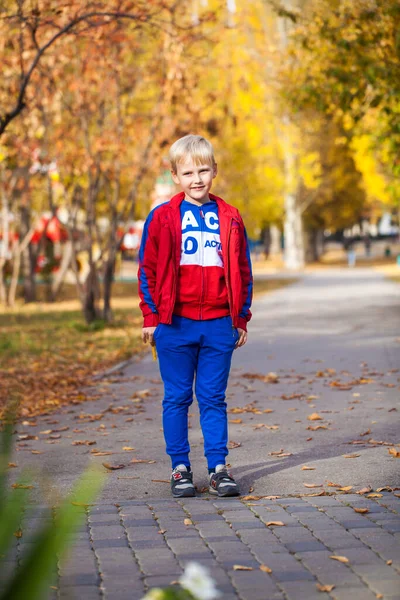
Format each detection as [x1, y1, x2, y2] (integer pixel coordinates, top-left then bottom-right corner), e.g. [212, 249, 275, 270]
[50, 240, 73, 301]
[270, 224, 282, 256]
[277, 2, 305, 270]
[83, 263, 100, 324]
[103, 253, 115, 323]
[20, 206, 37, 302]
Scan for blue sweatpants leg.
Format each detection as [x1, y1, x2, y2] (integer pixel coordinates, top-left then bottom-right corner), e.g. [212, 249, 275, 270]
[155, 317, 198, 469]
[195, 317, 238, 470]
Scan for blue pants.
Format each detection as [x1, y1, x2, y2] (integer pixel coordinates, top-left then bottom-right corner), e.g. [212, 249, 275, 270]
[154, 315, 238, 470]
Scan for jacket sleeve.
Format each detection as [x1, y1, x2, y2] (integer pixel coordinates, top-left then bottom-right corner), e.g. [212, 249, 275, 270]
[237, 225, 253, 331]
[138, 210, 160, 327]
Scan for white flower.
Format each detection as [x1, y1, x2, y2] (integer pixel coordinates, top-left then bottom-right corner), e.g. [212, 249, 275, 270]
[141, 588, 165, 600]
[179, 562, 221, 600]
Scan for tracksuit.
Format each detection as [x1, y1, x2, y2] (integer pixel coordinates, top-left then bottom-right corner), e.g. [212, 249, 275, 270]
[138, 192, 253, 469]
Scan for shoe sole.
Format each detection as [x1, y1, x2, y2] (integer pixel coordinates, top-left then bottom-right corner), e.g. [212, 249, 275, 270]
[209, 486, 240, 497]
[172, 490, 196, 498]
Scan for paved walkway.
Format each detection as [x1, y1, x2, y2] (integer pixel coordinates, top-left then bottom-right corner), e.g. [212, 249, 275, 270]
[4, 268, 400, 599]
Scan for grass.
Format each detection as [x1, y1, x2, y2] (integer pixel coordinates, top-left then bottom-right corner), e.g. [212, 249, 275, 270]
[0, 278, 296, 418]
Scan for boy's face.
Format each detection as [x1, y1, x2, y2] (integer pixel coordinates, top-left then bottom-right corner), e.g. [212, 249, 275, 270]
[171, 159, 217, 204]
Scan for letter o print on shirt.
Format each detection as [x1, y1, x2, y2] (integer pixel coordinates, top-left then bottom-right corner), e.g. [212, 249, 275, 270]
[184, 236, 198, 254]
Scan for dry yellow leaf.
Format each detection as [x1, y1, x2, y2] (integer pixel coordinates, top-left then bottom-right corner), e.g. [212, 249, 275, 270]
[266, 521, 285, 527]
[342, 454, 361, 459]
[338, 486, 353, 492]
[233, 565, 253, 571]
[229, 418, 243, 424]
[308, 413, 323, 421]
[366, 493, 383, 498]
[354, 508, 369, 514]
[316, 583, 335, 592]
[184, 518, 192, 526]
[303, 483, 323, 488]
[7, 463, 17, 468]
[387, 559, 393, 566]
[260, 565, 272, 573]
[301, 466, 315, 470]
[122, 446, 135, 451]
[388, 448, 400, 458]
[329, 555, 349, 563]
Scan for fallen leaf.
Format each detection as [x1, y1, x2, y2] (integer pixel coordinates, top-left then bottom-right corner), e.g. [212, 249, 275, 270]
[269, 449, 292, 457]
[242, 495, 262, 501]
[229, 419, 243, 424]
[263, 409, 274, 413]
[184, 518, 192, 526]
[356, 486, 372, 495]
[316, 583, 335, 592]
[228, 441, 242, 449]
[72, 440, 96, 446]
[266, 521, 285, 527]
[102, 463, 125, 470]
[264, 495, 281, 500]
[233, 565, 253, 571]
[353, 507, 369, 514]
[307, 413, 323, 421]
[31, 450, 42, 455]
[360, 429, 371, 437]
[366, 493, 382, 498]
[7, 463, 17, 468]
[90, 451, 113, 456]
[386, 560, 392, 566]
[71, 502, 95, 507]
[11, 483, 34, 489]
[376, 486, 392, 492]
[338, 486, 353, 492]
[151, 479, 170, 483]
[18, 434, 38, 441]
[303, 483, 323, 488]
[260, 565, 272, 573]
[327, 481, 342, 488]
[301, 466, 315, 470]
[158, 529, 167, 534]
[342, 453, 361, 459]
[307, 425, 328, 431]
[122, 446, 135, 451]
[14, 529, 23, 538]
[40, 429, 52, 435]
[130, 458, 156, 464]
[388, 448, 400, 458]
[303, 490, 326, 497]
[329, 555, 349, 564]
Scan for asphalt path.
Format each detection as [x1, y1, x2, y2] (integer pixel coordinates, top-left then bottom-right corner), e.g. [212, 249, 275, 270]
[12, 267, 400, 502]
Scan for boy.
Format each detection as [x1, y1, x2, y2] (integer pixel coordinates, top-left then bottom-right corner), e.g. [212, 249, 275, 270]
[138, 134, 253, 497]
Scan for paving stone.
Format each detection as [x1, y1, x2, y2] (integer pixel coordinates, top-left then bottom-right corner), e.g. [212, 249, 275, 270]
[58, 573, 100, 586]
[90, 526, 126, 540]
[92, 538, 129, 548]
[329, 584, 378, 600]
[278, 580, 322, 600]
[58, 585, 101, 599]
[287, 540, 328, 553]
[229, 569, 283, 600]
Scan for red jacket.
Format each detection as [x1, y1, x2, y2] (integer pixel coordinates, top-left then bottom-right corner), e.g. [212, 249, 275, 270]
[138, 192, 253, 331]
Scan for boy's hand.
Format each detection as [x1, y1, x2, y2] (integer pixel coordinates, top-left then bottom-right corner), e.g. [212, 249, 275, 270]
[142, 326, 157, 346]
[236, 328, 247, 348]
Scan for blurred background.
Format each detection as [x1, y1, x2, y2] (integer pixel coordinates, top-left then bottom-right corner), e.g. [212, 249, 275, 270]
[1, 0, 399, 414]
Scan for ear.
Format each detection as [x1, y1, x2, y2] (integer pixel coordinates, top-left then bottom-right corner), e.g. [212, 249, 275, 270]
[213, 163, 218, 178]
[171, 170, 180, 185]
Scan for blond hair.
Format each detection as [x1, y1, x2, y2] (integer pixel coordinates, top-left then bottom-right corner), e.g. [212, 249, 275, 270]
[169, 135, 216, 173]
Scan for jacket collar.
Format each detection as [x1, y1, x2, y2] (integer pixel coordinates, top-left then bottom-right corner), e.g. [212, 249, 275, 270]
[168, 192, 238, 217]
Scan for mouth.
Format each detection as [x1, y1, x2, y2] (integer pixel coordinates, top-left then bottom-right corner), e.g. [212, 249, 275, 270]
[191, 186, 205, 190]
